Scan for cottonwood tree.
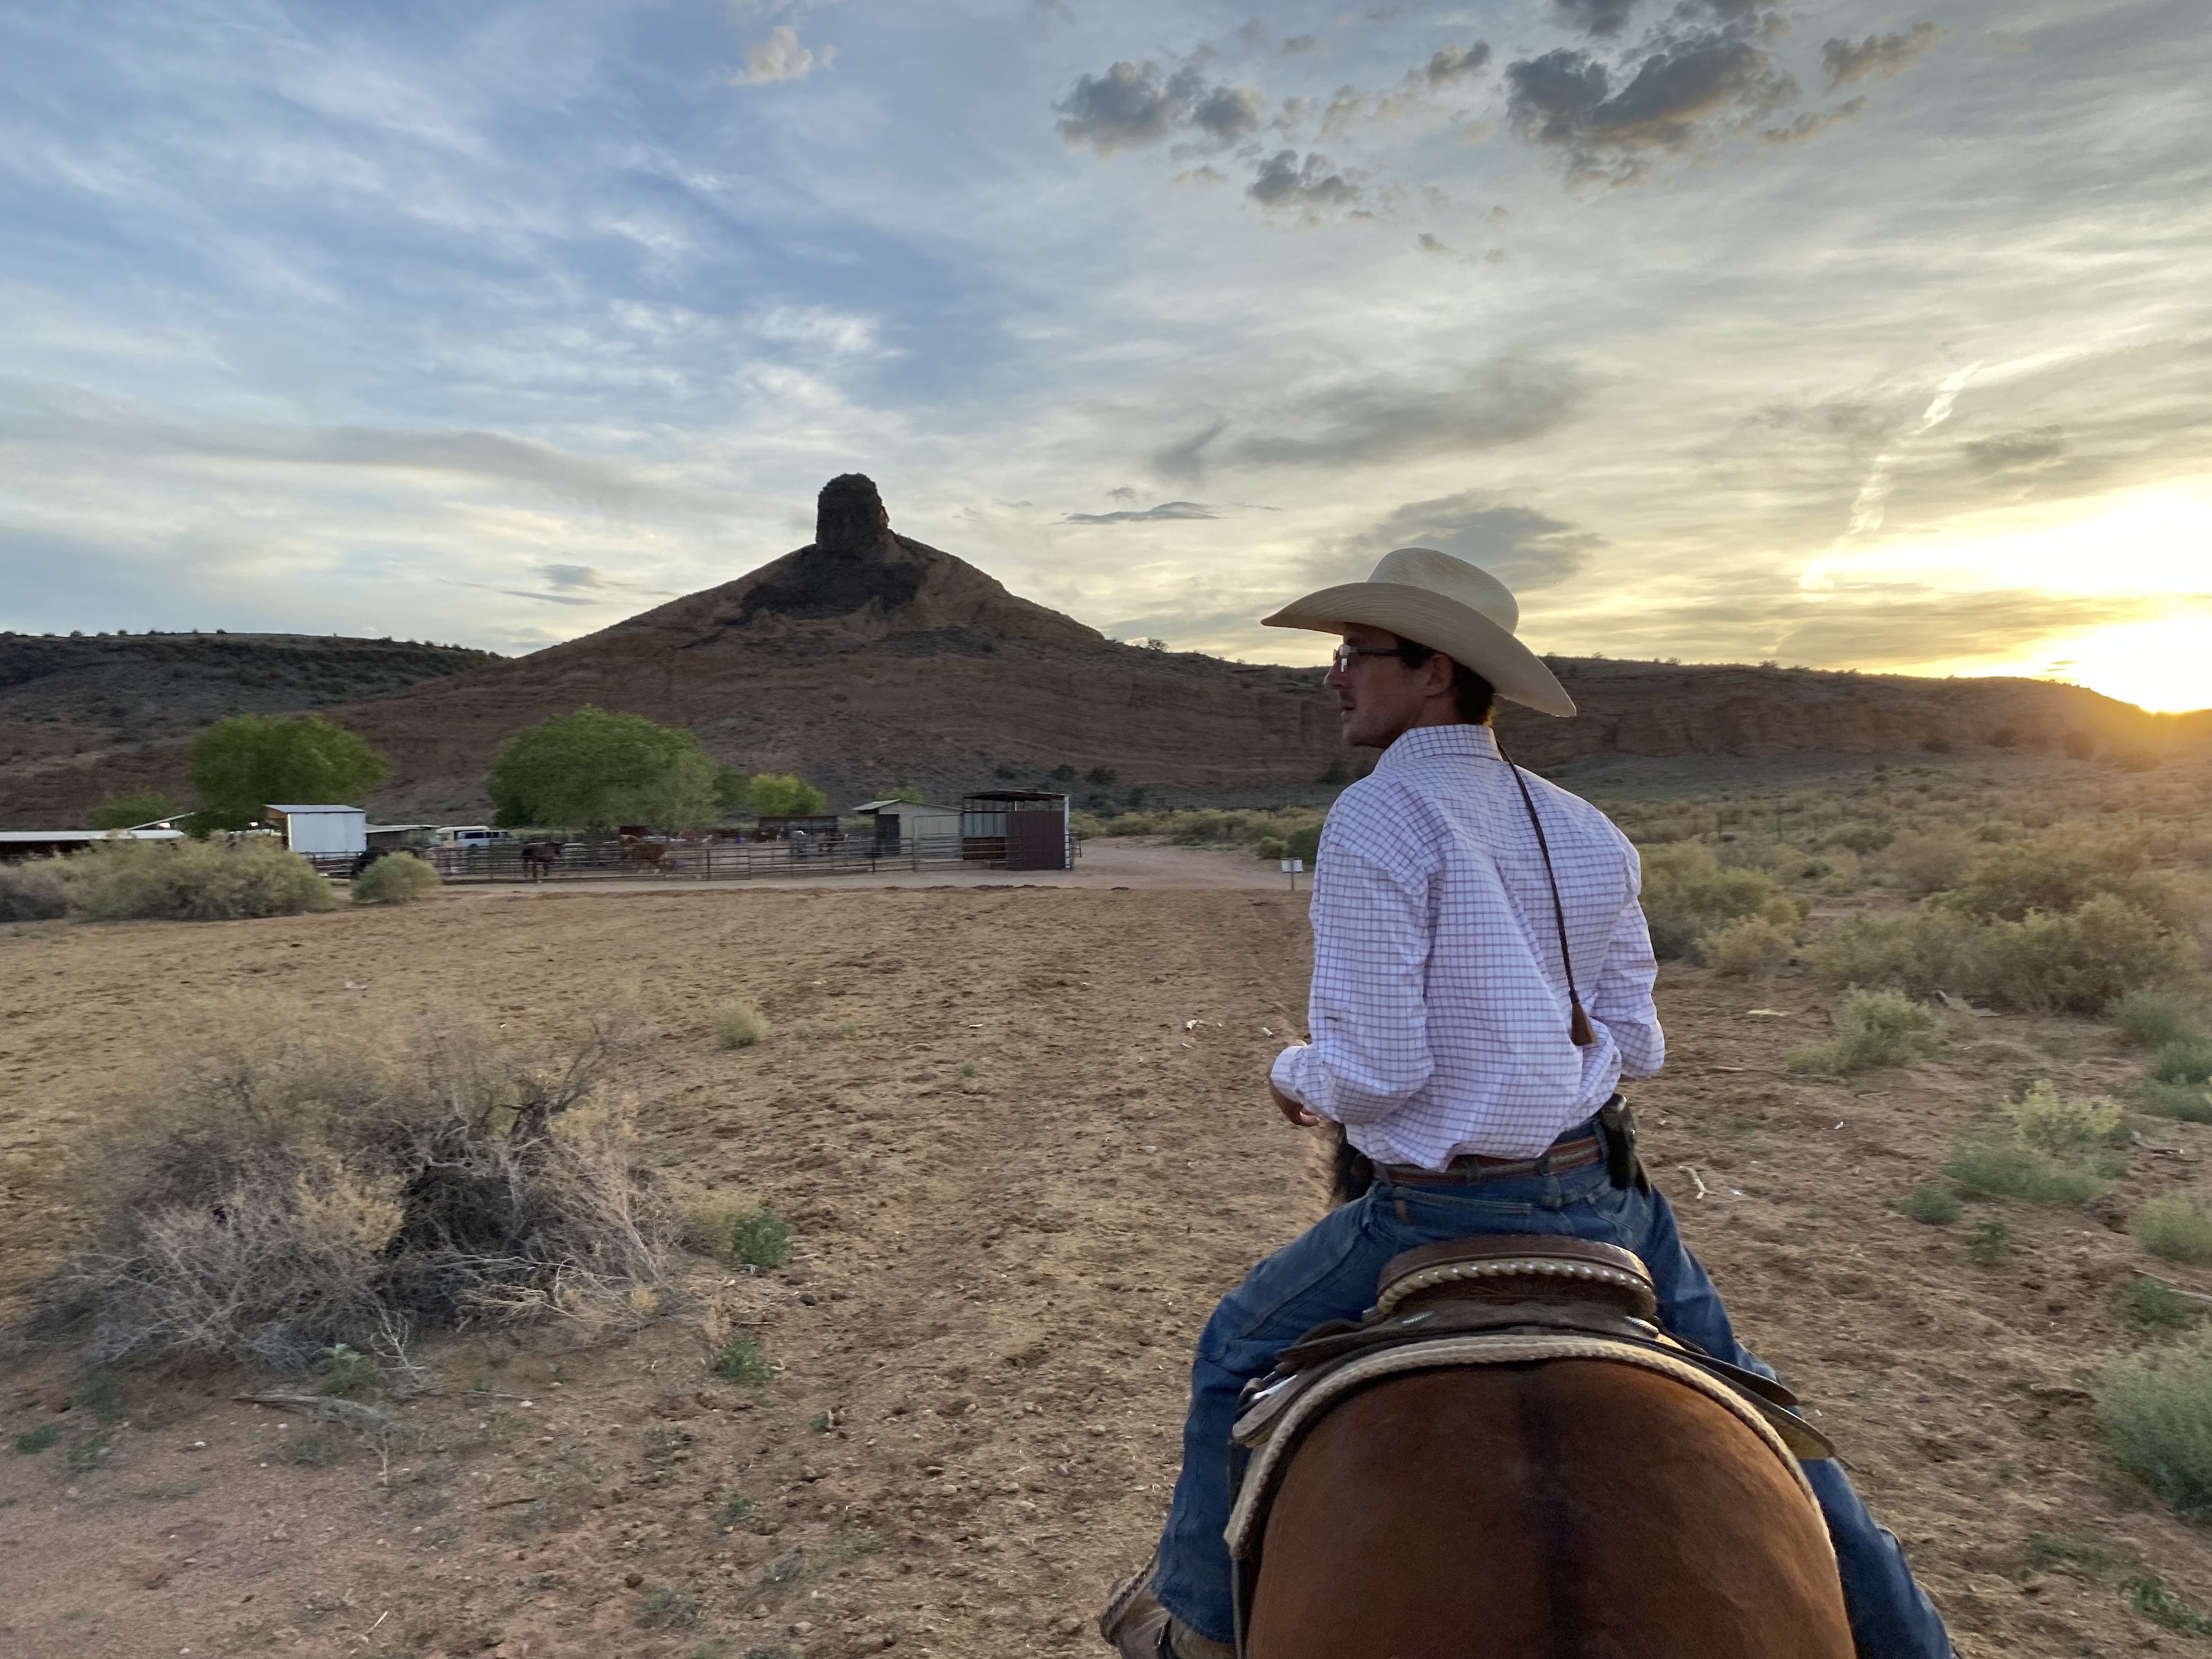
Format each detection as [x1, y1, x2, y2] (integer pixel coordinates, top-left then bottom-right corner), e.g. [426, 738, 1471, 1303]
[189, 715, 388, 831]
[489, 706, 719, 830]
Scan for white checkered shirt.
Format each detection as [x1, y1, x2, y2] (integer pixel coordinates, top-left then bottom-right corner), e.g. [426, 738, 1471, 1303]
[1269, 723, 1664, 1166]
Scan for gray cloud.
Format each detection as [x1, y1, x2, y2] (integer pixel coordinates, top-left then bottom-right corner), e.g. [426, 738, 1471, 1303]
[1418, 232, 1452, 253]
[1554, 0, 1637, 39]
[1319, 492, 1604, 592]
[1248, 150, 1359, 215]
[1152, 420, 1229, 484]
[1505, 26, 1798, 185]
[1191, 83, 1266, 144]
[1424, 43, 1492, 85]
[1960, 427, 2067, 474]
[1822, 23, 1948, 89]
[539, 563, 607, 589]
[1056, 61, 1197, 154]
[1064, 500, 1221, 523]
[1759, 97, 1867, 146]
[1190, 357, 1585, 475]
[1056, 61, 1267, 154]
[1282, 35, 1319, 55]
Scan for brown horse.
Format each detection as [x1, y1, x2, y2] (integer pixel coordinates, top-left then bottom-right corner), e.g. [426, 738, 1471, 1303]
[520, 840, 562, 881]
[1243, 1361, 1851, 1658]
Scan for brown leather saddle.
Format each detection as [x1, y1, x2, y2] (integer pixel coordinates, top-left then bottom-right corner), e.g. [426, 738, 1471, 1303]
[1233, 1234, 1832, 1460]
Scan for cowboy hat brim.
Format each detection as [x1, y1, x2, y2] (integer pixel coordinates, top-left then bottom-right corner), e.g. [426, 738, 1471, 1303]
[1262, 581, 1577, 717]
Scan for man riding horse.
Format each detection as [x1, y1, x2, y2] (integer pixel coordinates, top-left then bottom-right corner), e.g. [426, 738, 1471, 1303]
[1102, 550, 1953, 1658]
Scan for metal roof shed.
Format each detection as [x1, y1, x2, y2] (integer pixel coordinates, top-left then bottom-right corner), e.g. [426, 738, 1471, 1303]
[266, 804, 367, 856]
[960, 791, 1070, 870]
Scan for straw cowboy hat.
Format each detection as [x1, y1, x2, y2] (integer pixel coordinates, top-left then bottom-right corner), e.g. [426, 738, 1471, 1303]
[1261, 547, 1576, 717]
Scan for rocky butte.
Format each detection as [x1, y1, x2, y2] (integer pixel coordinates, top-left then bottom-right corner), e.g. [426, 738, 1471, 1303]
[1, 472, 2204, 826]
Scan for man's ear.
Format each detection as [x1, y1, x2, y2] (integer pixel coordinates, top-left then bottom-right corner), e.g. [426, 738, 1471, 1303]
[1425, 652, 1461, 700]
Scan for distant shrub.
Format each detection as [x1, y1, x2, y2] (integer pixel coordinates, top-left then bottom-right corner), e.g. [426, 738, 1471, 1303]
[714, 1000, 770, 1048]
[728, 1204, 792, 1269]
[1819, 822, 1895, 855]
[1944, 1127, 2119, 1207]
[1904, 1184, 1961, 1225]
[2063, 730, 2097, 761]
[2121, 1576, 2212, 1637]
[2008, 1080, 2125, 1159]
[2098, 1329, 2212, 1519]
[1787, 989, 1942, 1074]
[1640, 843, 1802, 960]
[2134, 1197, 2212, 1266]
[2142, 1080, 2212, 1124]
[67, 838, 334, 922]
[2111, 991, 2202, 1049]
[2150, 1040, 2212, 1086]
[13, 1424, 60, 1454]
[636, 1585, 704, 1629]
[1804, 909, 1981, 999]
[1968, 1219, 2012, 1262]
[711, 1334, 771, 1385]
[0, 860, 70, 921]
[350, 852, 439, 905]
[1967, 898, 2198, 1015]
[2121, 1278, 2207, 1334]
[1696, 915, 1796, 976]
[281, 1426, 341, 1466]
[1937, 834, 2184, 928]
[1884, 832, 1976, 896]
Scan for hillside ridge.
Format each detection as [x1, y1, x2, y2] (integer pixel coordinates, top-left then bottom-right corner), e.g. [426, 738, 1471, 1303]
[1, 475, 2205, 826]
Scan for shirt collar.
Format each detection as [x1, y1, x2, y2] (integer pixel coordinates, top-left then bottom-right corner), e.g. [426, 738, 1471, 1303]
[1373, 723, 1503, 774]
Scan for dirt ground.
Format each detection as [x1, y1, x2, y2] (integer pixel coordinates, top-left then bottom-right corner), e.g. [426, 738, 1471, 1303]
[3, 849, 2210, 1658]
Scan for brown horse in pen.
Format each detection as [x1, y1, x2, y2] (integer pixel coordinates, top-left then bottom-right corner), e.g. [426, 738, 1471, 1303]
[1226, 1237, 1854, 1659]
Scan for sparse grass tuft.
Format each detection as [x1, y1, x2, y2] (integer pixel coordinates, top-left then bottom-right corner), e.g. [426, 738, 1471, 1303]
[281, 1427, 341, 1466]
[349, 852, 440, 904]
[71, 1372, 128, 1424]
[0, 860, 70, 921]
[719, 1490, 755, 1526]
[2111, 991, 2202, 1049]
[319, 1343, 375, 1398]
[635, 1585, 703, 1629]
[714, 1000, 770, 1048]
[711, 1333, 771, 1385]
[64, 1431, 112, 1474]
[2123, 1575, 2212, 1636]
[1903, 1185, 1961, 1225]
[2024, 1532, 2117, 1576]
[12, 1424, 60, 1454]
[2121, 1278, 2208, 1334]
[2132, 1196, 2212, 1265]
[959, 1060, 979, 1079]
[1946, 1135, 2114, 1206]
[729, 1205, 791, 1269]
[1788, 989, 1942, 1074]
[1968, 1220, 2012, 1262]
[2098, 1329, 2212, 1519]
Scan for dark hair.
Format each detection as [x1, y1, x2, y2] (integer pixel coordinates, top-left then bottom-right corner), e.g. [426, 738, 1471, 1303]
[1394, 637, 1496, 725]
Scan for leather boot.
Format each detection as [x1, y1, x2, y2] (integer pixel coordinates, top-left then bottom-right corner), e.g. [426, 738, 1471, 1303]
[1099, 1564, 1235, 1659]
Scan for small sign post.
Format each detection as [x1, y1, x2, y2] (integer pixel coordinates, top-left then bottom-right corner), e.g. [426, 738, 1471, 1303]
[1280, 857, 1305, 892]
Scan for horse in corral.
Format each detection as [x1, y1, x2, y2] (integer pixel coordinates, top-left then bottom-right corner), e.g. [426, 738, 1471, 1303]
[520, 840, 562, 881]
[620, 836, 666, 872]
[1224, 1235, 1854, 1659]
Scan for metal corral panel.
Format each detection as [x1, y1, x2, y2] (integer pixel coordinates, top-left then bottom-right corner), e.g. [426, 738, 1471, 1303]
[268, 805, 366, 856]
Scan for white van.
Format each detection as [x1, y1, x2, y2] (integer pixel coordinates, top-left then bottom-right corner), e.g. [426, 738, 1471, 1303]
[433, 825, 511, 848]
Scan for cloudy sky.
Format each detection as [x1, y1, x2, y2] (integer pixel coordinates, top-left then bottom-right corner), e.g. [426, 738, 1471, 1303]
[4, 0, 2209, 710]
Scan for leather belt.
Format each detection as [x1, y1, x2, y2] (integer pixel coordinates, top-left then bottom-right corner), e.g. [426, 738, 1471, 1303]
[1379, 1134, 1602, 1183]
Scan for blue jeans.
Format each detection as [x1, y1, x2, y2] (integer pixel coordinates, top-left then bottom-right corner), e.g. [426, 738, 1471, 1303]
[1152, 1126, 1954, 1658]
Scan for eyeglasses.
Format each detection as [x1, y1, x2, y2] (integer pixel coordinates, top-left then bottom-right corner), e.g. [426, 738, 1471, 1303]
[1329, 645, 1416, 673]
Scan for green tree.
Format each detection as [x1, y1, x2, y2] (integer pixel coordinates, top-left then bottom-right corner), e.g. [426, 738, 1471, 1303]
[713, 765, 753, 820]
[189, 715, 387, 831]
[488, 706, 719, 830]
[87, 789, 177, 831]
[744, 774, 830, 818]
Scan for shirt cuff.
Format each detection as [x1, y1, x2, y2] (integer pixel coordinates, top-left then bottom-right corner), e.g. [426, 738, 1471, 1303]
[1269, 1043, 1309, 1104]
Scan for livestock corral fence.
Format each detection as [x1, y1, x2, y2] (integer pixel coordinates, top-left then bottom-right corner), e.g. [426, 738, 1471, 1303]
[420, 831, 1075, 885]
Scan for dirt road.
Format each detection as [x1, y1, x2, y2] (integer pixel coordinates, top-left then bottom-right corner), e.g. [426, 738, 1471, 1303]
[2, 867, 2209, 1657]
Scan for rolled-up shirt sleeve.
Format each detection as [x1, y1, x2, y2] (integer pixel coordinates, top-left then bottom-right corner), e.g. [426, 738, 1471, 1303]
[1270, 839, 1436, 1125]
[1589, 855, 1664, 1080]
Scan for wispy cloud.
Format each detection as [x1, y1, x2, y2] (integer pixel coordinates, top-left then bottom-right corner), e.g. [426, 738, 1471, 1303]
[1064, 500, 1220, 524]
